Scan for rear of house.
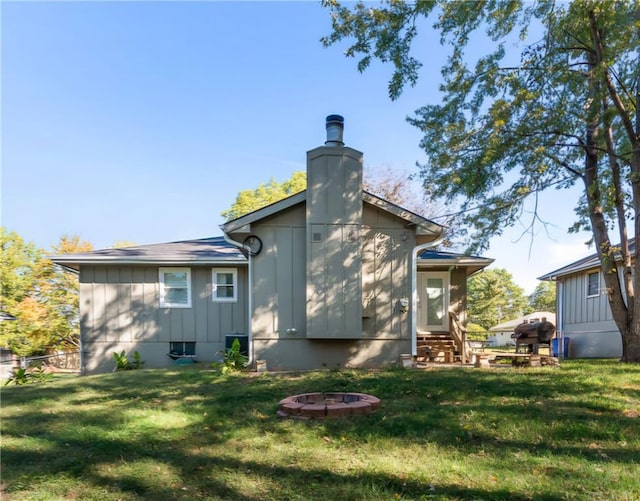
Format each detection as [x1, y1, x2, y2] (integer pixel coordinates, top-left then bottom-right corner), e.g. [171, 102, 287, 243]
[53, 115, 492, 374]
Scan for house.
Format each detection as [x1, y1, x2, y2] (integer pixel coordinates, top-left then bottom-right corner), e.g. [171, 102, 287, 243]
[487, 311, 556, 347]
[51, 115, 493, 374]
[538, 242, 634, 358]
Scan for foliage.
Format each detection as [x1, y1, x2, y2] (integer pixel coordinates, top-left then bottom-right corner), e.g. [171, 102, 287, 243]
[1, 361, 639, 500]
[0, 230, 93, 356]
[112, 350, 145, 371]
[211, 338, 248, 374]
[222, 171, 307, 221]
[529, 281, 556, 312]
[110, 240, 138, 248]
[322, 0, 640, 361]
[467, 268, 528, 330]
[222, 164, 445, 223]
[4, 367, 53, 386]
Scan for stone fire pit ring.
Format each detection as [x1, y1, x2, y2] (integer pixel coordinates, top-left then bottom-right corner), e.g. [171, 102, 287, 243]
[277, 392, 380, 419]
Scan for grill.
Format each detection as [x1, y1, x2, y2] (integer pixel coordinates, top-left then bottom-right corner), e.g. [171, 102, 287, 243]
[511, 321, 555, 354]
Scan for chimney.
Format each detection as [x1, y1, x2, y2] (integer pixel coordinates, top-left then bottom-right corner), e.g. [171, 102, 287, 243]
[325, 114, 344, 146]
[306, 114, 363, 339]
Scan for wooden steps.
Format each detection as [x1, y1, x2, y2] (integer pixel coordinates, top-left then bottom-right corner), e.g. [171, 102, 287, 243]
[417, 335, 457, 363]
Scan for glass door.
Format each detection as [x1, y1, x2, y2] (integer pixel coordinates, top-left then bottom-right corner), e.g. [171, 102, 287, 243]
[417, 272, 450, 331]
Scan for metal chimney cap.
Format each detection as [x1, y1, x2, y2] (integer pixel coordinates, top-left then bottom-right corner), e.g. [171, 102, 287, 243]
[325, 114, 344, 146]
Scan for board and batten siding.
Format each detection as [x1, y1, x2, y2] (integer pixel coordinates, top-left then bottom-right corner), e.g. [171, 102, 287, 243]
[79, 265, 247, 373]
[559, 269, 622, 358]
[248, 202, 417, 370]
[251, 225, 307, 340]
[361, 223, 414, 339]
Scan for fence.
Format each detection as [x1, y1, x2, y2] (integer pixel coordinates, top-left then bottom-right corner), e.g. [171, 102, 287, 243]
[0, 351, 81, 378]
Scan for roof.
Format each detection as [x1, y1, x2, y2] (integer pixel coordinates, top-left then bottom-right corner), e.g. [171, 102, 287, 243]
[418, 249, 494, 276]
[538, 239, 635, 281]
[221, 189, 444, 238]
[489, 311, 556, 332]
[50, 236, 246, 271]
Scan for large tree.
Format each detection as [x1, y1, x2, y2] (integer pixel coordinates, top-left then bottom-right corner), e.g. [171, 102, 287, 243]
[529, 281, 557, 313]
[223, 166, 441, 221]
[322, 0, 640, 362]
[467, 268, 528, 330]
[0, 230, 92, 356]
[222, 171, 307, 221]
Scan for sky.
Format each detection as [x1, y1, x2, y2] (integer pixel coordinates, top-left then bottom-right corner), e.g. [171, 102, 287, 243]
[1, 0, 595, 294]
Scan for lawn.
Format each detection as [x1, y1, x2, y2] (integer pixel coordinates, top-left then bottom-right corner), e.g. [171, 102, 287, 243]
[1, 360, 639, 500]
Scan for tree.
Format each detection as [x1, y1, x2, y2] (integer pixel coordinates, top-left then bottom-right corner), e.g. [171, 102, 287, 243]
[529, 281, 556, 313]
[364, 164, 459, 244]
[223, 165, 445, 222]
[222, 171, 307, 221]
[43, 235, 94, 350]
[467, 268, 528, 330]
[0, 228, 48, 355]
[111, 240, 137, 248]
[0, 230, 92, 355]
[322, 0, 640, 362]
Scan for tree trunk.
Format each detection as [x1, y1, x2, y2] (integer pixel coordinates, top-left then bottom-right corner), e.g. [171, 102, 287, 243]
[584, 12, 639, 362]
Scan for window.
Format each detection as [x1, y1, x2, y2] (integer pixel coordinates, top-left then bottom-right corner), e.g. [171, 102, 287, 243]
[159, 268, 192, 308]
[170, 341, 196, 357]
[417, 271, 450, 331]
[212, 268, 237, 302]
[587, 271, 600, 297]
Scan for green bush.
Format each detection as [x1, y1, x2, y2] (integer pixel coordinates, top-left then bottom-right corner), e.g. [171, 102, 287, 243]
[211, 338, 248, 374]
[112, 350, 145, 371]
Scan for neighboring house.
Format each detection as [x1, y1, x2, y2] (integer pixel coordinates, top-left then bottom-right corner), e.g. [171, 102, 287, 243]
[538, 242, 634, 358]
[486, 311, 556, 347]
[52, 115, 493, 374]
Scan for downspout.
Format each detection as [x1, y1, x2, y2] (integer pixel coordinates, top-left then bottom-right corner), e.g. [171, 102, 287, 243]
[556, 281, 564, 362]
[222, 233, 253, 365]
[410, 236, 445, 357]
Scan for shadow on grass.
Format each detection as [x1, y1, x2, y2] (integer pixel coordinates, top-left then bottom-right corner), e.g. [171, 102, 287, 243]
[2, 361, 639, 500]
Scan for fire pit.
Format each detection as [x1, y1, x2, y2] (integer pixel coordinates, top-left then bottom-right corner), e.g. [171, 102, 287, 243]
[277, 392, 380, 419]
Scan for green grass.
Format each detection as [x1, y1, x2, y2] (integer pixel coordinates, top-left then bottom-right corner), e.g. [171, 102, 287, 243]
[2, 360, 639, 500]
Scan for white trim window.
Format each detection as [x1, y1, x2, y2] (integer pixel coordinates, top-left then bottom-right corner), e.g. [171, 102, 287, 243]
[587, 271, 600, 298]
[212, 268, 237, 302]
[159, 268, 192, 308]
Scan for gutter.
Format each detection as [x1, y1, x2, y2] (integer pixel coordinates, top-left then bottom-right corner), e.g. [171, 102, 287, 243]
[410, 236, 445, 357]
[222, 233, 254, 365]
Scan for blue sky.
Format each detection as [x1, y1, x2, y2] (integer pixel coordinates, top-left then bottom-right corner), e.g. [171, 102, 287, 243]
[1, 1, 593, 293]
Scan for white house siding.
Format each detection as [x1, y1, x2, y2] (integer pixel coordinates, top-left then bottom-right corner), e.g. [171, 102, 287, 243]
[559, 270, 622, 358]
[79, 265, 248, 373]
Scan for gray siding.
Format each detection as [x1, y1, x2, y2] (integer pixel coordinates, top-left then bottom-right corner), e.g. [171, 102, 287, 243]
[306, 146, 363, 338]
[559, 270, 622, 358]
[247, 201, 421, 369]
[251, 212, 307, 340]
[80, 265, 248, 373]
[361, 215, 414, 339]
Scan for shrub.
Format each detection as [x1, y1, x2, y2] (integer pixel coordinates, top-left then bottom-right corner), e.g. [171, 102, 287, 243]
[112, 350, 145, 371]
[211, 338, 248, 374]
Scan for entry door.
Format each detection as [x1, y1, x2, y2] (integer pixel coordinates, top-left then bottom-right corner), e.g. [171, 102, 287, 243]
[417, 272, 450, 331]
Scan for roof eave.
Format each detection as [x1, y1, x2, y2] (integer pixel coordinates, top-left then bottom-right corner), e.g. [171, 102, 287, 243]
[362, 191, 443, 236]
[50, 256, 248, 270]
[221, 191, 307, 234]
[417, 257, 494, 276]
